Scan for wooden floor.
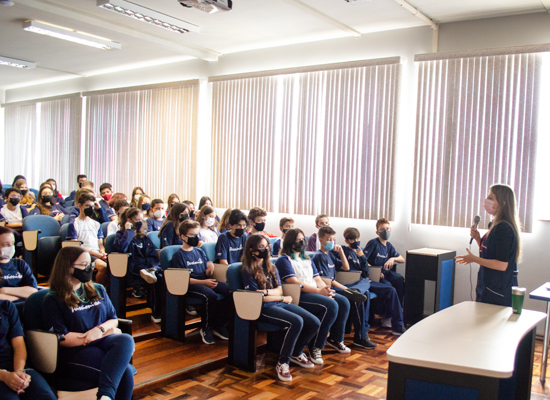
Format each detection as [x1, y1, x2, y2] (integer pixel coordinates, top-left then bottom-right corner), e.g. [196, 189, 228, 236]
[129, 322, 550, 400]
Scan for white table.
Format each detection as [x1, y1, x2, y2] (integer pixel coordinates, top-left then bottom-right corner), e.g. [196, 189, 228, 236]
[386, 301, 546, 400]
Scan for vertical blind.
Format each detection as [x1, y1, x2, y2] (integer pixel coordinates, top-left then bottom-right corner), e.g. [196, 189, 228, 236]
[84, 84, 199, 201]
[412, 52, 541, 232]
[211, 60, 400, 219]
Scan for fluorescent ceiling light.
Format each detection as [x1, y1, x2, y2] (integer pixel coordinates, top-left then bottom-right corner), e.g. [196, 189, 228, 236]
[97, 0, 199, 34]
[0, 55, 36, 69]
[23, 20, 122, 50]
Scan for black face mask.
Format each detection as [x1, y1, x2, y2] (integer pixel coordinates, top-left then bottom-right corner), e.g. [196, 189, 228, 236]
[142, 203, 150, 211]
[186, 235, 200, 247]
[134, 221, 143, 231]
[254, 222, 266, 232]
[190, 210, 195, 219]
[350, 241, 360, 250]
[282, 229, 289, 234]
[42, 195, 53, 205]
[379, 230, 391, 241]
[9, 198, 20, 206]
[234, 228, 245, 237]
[73, 264, 94, 283]
[20, 190, 28, 196]
[83, 207, 94, 217]
[293, 240, 306, 253]
[179, 213, 190, 222]
[79, 182, 83, 188]
[255, 248, 270, 259]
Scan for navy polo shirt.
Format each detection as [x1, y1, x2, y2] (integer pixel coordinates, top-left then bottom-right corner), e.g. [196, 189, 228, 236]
[215, 231, 246, 264]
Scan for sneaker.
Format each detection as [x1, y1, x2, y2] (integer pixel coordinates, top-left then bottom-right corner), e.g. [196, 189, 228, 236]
[308, 347, 324, 365]
[275, 362, 292, 382]
[151, 314, 161, 324]
[132, 286, 145, 298]
[213, 326, 229, 340]
[290, 353, 315, 368]
[326, 338, 351, 354]
[140, 268, 158, 284]
[200, 328, 215, 344]
[339, 289, 367, 303]
[353, 336, 377, 349]
[392, 325, 407, 336]
[186, 305, 198, 316]
[381, 317, 392, 328]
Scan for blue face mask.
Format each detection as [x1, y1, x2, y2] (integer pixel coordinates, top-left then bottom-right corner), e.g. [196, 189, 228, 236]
[324, 241, 335, 251]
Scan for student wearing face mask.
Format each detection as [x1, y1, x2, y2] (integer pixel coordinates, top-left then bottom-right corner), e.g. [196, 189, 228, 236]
[66, 174, 87, 202]
[197, 206, 219, 244]
[146, 199, 165, 232]
[99, 183, 117, 222]
[456, 184, 522, 307]
[241, 234, 320, 381]
[0, 227, 38, 302]
[182, 201, 196, 220]
[30, 184, 66, 222]
[137, 195, 151, 218]
[166, 194, 180, 217]
[158, 203, 190, 248]
[0, 189, 29, 232]
[215, 210, 248, 265]
[113, 208, 162, 320]
[68, 188, 110, 225]
[247, 207, 276, 238]
[43, 247, 134, 400]
[129, 187, 144, 208]
[364, 218, 405, 309]
[306, 214, 330, 252]
[272, 217, 294, 256]
[172, 220, 230, 345]
[66, 193, 108, 285]
[11, 177, 34, 210]
[45, 178, 66, 208]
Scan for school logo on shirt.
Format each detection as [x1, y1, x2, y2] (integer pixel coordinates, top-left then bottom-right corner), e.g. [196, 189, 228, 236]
[71, 301, 101, 313]
[229, 245, 243, 252]
[186, 260, 203, 266]
[135, 243, 143, 249]
[3, 272, 22, 281]
[376, 253, 387, 259]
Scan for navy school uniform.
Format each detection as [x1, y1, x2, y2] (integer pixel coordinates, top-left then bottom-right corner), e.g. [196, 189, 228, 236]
[272, 237, 282, 256]
[159, 221, 182, 248]
[312, 250, 371, 340]
[0, 300, 57, 400]
[364, 238, 405, 306]
[275, 255, 348, 347]
[147, 217, 164, 232]
[43, 284, 134, 400]
[241, 266, 320, 364]
[172, 248, 229, 330]
[215, 231, 246, 264]
[0, 258, 38, 292]
[29, 203, 67, 218]
[476, 221, 518, 307]
[99, 199, 116, 220]
[68, 205, 110, 224]
[67, 190, 76, 202]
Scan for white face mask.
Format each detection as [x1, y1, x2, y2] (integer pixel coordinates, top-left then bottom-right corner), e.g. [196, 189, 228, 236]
[205, 217, 216, 227]
[0, 246, 15, 260]
[134, 195, 141, 201]
[154, 210, 164, 219]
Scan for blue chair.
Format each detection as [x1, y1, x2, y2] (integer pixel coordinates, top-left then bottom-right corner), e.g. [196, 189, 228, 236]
[22, 215, 61, 277]
[65, 200, 74, 207]
[101, 221, 110, 239]
[201, 242, 216, 262]
[105, 233, 134, 318]
[29, 188, 38, 198]
[60, 213, 71, 225]
[147, 231, 161, 249]
[268, 237, 278, 247]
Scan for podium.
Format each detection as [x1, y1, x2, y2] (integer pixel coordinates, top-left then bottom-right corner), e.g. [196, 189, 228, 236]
[404, 248, 455, 325]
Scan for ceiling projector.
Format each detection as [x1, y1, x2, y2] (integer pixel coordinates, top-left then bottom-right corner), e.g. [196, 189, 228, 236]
[179, 0, 232, 13]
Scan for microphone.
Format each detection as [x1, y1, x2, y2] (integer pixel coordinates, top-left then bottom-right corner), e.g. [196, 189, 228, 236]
[470, 215, 481, 244]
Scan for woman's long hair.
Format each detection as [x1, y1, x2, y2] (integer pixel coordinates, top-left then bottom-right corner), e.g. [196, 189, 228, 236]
[48, 247, 102, 308]
[490, 184, 522, 262]
[36, 183, 54, 215]
[119, 207, 147, 237]
[281, 228, 309, 260]
[241, 233, 279, 290]
[130, 187, 145, 207]
[158, 202, 189, 238]
[197, 205, 219, 233]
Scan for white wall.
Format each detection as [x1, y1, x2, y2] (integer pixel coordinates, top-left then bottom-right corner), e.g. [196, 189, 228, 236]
[5, 12, 550, 331]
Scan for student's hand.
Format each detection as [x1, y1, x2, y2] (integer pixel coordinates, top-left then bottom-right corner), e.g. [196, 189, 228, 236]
[455, 248, 476, 265]
[78, 326, 104, 345]
[15, 370, 31, 392]
[283, 296, 292, 304]
[125, 221, 133, 230]
[2, 370, 28, 393]
[94, 200, 101, 209]
[356, 248, 364, 257]
[318, 286, 335, 298]
[380, 272, 385, 280]
[203, 279, 218, 289]
[470, 226, 481, 243]
[54, 213, 64, 221]
[206, 261, 215, 276]
[334, 244, 344, 254]
[383, 259, 395, 269]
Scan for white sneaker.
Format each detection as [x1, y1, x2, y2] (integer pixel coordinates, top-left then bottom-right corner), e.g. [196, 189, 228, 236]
[276, 362, 292, 382]
[140, 268, 158, 284]
[326, 338, 351, 354]
[290, 353, 315, 368]
[308, 347, 324, 365]
[381, 317, 392, 329]
[186, 305, 198, 316]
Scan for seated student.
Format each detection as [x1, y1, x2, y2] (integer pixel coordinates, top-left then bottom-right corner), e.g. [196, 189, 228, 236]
[107, 200, 129, 237]
[364, 218, 405, 308]
[198, 196, 221, 223]
[182, 200, 196, 220]
[306, 214, 330, 252]
[146, 199, 165, 232]
[129, 187, 144, 208]
[272, 217, 294, 256]
[67, 174, 87, 202]
[275, 228, 349, 365]
[30, 184, 66, 222]
[158, 203, 190, 248]
[166, 193, 180, 217]
[172, 220, 229, 344]
[0, 227, 38, 302]
[99, 183, 117, 222]
[43, 247, 134, 400]
[45, 178, 66, 208]
[241, 234, 319, 381]
[215, 209, 248, 265]
[136, 195, 151, 216]
[113, 207, 162, 321]
[0, 297, 57, 400]
[0, 189, 29, 232]
[197, 205, 219, 244]
[218, 208, 233, 234]
[247, 207, 277, 238]
[11, 177, 34, 210]
[312, 226, 377, 349]
[68, 188, 110, 224]
[66, 192, 108, 285]
[342, 227, 406, 336]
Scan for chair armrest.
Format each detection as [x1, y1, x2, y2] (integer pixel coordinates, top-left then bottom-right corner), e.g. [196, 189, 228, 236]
[117, 318, 133, 335]
[62, 240, 82, 248]
[164, 268, 192, 295]
[335, 271, 362, 285]
[212, 263, 228, 283]
[108, 253, 130, 278]
[22, 230, 40, 252]
[282, 283, 302, 305]
[233, 290, 263, 320]
[369, 266, 382, 282]
[321, 277, 332, 287]
[25, 329, 61, 374]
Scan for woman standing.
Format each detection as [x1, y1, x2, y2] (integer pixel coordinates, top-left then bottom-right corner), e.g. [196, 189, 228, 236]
[456, 184, 521, 306]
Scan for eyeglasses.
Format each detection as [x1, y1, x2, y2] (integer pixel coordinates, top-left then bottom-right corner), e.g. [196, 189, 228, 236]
[257, 245, 271, 251]
[73, 262, 95, 269]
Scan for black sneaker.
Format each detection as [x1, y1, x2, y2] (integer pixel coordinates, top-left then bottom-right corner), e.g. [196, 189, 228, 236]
[339, 288, 367, 303]
[353, 336, 377, 349]
[213, 326, 229, 340]
[200, 328, 215, 344]
[326, 337, 351, 354]
[392, 325, 407, 336]
[132, 285, 145, 298]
